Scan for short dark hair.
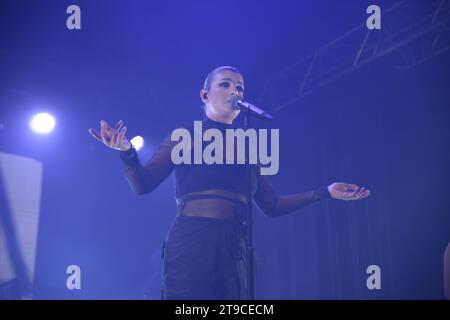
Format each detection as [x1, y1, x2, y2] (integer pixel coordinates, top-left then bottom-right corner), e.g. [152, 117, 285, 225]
[203, 66, 242, 93]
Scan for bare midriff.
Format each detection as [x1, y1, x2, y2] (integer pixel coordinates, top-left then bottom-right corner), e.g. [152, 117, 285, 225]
[178, 189, 246, 219]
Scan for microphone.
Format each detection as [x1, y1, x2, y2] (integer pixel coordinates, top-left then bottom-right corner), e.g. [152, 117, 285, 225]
[230, 97, 273, 121]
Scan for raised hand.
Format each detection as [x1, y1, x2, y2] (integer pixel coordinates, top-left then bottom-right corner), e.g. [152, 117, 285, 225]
[88, 120, 132, 151]
[327, 182, 370, 201]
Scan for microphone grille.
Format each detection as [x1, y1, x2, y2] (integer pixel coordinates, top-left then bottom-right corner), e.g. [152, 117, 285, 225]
[230, 96, 241, 110]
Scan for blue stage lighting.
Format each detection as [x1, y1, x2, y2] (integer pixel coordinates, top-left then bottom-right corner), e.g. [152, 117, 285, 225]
[131, 136, 144, 151]
[29, 113, 55, 134]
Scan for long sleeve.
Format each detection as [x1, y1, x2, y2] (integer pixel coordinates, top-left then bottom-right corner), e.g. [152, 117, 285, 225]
[119, 133, 176, 195]
[253, 174, 332, 218]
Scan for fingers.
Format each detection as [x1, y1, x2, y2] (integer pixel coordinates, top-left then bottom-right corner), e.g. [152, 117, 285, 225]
[111, 120, 123, 144]
[100, 120, 109, 144]
[114, 120, 123, 131]
[351, 187, 370, 200]
[353, 187, 365, 198]
[358, 189, 370, 199]
[333, 182, 371, 201]
[115, 126, 128, 148]
[97, 120, 125, 148]
[328, 182, 370, 201]
[88, 128, 102, 142]
[110, 121, 124, 146]
[342, 186, 360, 198]
[90, 119, 130, 151]
[344, 183, 359, 192]
[117, 126, 127, 141]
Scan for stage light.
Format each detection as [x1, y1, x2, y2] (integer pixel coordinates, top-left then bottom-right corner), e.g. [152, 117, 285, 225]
[29, 113, 55, 134]
[131, 136, 144, 151]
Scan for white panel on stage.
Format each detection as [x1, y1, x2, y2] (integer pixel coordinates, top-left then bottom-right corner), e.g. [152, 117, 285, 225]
[0, 152, 42, 287]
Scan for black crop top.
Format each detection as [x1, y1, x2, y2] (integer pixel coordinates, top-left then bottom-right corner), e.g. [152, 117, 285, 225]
[119, 114, 331, 217]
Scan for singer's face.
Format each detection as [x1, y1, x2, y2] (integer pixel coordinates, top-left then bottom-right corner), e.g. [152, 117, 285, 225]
[205, 70, 244, 116]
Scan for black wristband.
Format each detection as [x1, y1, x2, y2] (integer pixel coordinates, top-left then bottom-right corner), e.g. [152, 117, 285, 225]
[119, 144, 136, 162]
[313, 186, 332, 201]
[121, 144, 135, 155]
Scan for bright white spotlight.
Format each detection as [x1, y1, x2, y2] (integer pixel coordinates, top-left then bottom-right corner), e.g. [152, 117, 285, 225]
[131, 136, 144, 151]
[30, 113, 56, 134]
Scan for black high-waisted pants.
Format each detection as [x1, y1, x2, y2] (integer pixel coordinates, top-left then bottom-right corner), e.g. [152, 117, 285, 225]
[161, 203, 249, 300]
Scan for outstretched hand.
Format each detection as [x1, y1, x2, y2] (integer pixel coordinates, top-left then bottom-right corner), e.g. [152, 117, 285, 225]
[89, 120, 132, 151]
[327, 183, 370, 201]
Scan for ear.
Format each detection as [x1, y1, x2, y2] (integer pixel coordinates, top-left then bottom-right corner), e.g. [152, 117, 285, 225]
[200, 89, 208, 103]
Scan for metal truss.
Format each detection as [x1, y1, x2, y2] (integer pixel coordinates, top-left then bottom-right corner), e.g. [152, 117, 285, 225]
[259, 0, 450, 114]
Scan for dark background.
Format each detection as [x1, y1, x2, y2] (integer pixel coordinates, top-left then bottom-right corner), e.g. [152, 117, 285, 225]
[0, 0, 449, 299]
